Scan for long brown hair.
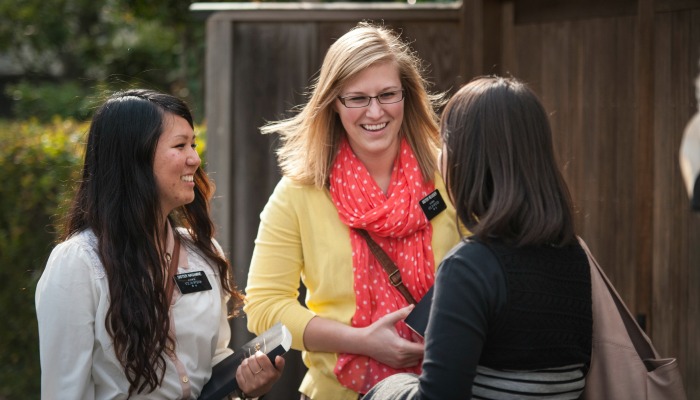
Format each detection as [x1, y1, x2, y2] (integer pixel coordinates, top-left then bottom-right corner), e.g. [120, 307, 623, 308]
[62, 89, 244, 395]
[440, 76, 575, 247]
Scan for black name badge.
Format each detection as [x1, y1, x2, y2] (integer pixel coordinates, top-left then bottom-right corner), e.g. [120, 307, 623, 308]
[419, 189, 447, 221]
[173, 271, 213, 294]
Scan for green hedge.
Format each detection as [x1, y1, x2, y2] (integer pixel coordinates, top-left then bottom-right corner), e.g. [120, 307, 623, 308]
[5, 81, 95, 122]
[0, 117, 85, 398]
[0, 117, 207, 399]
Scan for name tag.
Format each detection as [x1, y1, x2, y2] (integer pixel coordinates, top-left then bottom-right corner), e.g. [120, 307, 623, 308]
[419, 189, 447, 220]
[173, 271, 212, 294]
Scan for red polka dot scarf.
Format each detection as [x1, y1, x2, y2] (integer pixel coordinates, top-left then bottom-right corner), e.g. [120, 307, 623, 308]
[330, 137, 436, 394]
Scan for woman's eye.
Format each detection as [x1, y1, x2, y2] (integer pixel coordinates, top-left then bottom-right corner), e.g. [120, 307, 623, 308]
[379, 92, 396, 99]
[349, 96, 369, 102]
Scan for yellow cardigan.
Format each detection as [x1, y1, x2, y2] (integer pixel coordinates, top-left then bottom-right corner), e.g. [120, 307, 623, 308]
[244, 175, 461, 400]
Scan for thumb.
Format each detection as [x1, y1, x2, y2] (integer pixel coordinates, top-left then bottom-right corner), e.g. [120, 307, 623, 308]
[274, 355, 286, 371]
[383, 304, 415, 324]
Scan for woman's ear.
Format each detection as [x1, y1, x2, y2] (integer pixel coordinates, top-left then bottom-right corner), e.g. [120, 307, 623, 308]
[332, 99, 340, 114]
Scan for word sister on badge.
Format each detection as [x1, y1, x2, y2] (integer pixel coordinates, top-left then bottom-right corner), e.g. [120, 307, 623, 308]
[419, 189, 447, 220]
[173, 271, 212, 294]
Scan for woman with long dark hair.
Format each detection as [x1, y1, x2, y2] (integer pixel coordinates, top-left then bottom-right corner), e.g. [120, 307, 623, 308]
[36, 89, 284, 399]
[365, 76, 592, 399]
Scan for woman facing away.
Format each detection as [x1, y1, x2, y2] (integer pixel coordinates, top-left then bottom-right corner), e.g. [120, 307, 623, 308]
[364, 76, 593, 400]
[35, 89, 284, 399]
[243, 22, 462, 399]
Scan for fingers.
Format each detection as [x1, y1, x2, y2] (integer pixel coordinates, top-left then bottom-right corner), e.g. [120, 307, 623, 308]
[241, 351, 271, 377]
[402, 339, 425, 354]
[236, 351, 283, 398]
[409, 330, 425, 344]
[247, 352, 265, 375]
[381, 304, 415, 325]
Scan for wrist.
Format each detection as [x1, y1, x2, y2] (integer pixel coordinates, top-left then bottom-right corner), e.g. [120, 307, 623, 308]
[346, 325, 369, 355]
[235, 388, 249, 400]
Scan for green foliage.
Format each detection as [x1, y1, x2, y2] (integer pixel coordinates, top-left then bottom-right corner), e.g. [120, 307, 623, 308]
[5, 81, 95, 122]
[0, 0, 206, 122]
[0, 117, 86, 399]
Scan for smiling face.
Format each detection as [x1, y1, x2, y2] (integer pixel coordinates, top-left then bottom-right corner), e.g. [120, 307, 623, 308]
[153, 113, 201, 219]
[335, 62, 404, 166]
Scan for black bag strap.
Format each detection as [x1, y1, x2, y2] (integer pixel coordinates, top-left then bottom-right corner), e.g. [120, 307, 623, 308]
[355, 228, 417, 305]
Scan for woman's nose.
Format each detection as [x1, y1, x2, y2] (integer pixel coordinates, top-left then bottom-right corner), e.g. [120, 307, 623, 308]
[365, 98, 385, 117]
[188, 149, 201, 166]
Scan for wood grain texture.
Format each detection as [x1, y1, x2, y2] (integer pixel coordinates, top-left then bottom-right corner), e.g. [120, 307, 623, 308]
[496, 2, 699, 397]
[653, 7, 700, 395]
[505, 15, 643, 310]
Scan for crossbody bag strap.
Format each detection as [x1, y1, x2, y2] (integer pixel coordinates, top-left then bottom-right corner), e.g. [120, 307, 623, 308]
[355, 228, 417, 305]
[165, 235, 181, 305]
[163, 235, 181, 355]
[577, 236, 658, 360]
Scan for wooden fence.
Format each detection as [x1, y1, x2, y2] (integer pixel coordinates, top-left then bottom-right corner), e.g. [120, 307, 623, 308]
[191, 1, 700, 398]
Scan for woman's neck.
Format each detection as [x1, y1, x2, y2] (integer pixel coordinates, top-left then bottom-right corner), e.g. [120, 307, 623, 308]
[159, 219, 174, 256]
[359, 151, 397, 195]
[347, 135, 401, 195]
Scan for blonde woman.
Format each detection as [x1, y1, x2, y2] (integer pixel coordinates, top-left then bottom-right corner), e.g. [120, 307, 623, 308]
[244, 23, 461, 399]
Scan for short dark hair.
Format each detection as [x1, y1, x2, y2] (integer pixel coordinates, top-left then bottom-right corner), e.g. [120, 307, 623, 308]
[441, 76, 575, 247]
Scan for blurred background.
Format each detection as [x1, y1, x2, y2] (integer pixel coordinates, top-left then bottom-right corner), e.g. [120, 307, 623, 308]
[2, 1, 699, 399]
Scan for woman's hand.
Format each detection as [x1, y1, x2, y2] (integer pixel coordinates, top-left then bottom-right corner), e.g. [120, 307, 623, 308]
[358, 305, 424, 369]
[303, 306, 424, 368]
[235, 351, 285, 398]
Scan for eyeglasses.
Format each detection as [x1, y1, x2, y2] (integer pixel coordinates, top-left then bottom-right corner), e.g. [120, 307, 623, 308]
[337, 89, 405, 108]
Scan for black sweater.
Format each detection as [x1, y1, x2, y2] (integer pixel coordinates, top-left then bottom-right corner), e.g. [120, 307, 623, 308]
[364, 239, 592, 400]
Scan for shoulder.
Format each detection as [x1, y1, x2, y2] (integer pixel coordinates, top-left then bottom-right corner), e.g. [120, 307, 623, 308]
[264, 176, 330, 212]
[38, 230, 106, 301]
[176, 228, 227, 268]
[438, 239, 504, 285]
[47, 230, 105, 278]
[444, 239, 499, 267]
[274, 176, 323, 197]
[435, 239, 508, 320]
[433, 172, 449, 195]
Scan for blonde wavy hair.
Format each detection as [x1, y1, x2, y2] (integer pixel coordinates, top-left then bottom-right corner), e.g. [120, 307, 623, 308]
[261, 22, 444, 188]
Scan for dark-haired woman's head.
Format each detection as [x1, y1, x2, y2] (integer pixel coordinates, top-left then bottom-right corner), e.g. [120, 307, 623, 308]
[440, 76, 575, 247]
[63, 89, 239, 395]
[71, 89, 201, 235]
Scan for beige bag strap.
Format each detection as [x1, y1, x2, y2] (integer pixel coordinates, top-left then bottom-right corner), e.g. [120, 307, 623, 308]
[577, 237, 658, 361]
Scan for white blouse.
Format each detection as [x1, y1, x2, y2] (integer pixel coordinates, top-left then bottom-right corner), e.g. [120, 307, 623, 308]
[35, 229, 233, 399]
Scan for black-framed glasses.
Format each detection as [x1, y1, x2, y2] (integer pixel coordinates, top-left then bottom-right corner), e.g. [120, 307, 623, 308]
[337, 89, 405, 108]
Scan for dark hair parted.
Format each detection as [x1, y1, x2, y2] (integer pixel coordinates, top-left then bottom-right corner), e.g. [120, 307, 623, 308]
[440, 76, 576, 247]
[62, 89, 243, 395]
